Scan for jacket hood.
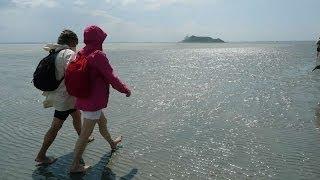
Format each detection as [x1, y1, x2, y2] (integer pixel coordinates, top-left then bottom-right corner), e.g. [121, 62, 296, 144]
[83, 25, 107, 47]
[43, 43, 69, 52]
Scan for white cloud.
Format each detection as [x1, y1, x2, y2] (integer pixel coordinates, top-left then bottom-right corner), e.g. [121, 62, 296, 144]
[11, 0, 58, 8]
[74, 0, 86, 6]
[0, 8, 60, 42]
[90, 10, 123, 24]
[87, 10, 155, 41]
[120, 0, 137, 6]
[86, 9, 211, 42]
[144, 0, 192, 9]
[104, 0, 205, 10]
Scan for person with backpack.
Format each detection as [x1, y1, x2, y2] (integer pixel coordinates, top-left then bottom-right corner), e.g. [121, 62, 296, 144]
[67, 25, 131, 173]
[34, 30, 94, 166]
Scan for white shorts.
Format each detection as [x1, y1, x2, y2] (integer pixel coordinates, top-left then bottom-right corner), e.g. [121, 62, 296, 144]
[82, 110, 102, 120]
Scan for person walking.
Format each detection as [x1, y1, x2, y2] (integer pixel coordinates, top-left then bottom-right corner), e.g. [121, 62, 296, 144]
[35, 30, 94, 166]
[68, 25, 131, 173]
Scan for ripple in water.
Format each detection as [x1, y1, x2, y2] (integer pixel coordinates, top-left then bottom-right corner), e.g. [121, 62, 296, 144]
[1, 42, 320, 179]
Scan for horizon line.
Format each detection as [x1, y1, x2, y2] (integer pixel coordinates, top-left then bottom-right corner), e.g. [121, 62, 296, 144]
[0, 40, 316, 44]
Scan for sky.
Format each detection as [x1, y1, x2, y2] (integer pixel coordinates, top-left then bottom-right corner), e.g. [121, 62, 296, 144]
[0, 0, 319, 43]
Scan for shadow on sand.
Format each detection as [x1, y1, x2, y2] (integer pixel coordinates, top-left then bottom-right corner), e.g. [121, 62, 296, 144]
[32, 151, 138, 180]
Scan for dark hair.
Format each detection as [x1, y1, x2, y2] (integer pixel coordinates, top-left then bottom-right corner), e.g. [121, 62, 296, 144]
[57, 29, 78, 46]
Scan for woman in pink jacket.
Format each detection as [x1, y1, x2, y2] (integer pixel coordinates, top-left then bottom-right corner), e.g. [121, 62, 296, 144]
[70, 25, 131, 173]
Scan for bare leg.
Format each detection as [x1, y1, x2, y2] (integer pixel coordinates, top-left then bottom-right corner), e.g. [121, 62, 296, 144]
[35, 118, 64, 163]
[70, 119, 96, 173]
[70, 110, 95, 143]
[70, 110, 81, 136]
[97, 112, 122, 150]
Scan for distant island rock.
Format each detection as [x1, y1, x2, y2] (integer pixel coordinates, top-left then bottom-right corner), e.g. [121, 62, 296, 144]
[181, 35, 225, 43]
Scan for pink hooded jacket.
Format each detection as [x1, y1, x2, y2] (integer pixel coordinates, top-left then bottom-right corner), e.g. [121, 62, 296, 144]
[75, 25, 130, 111]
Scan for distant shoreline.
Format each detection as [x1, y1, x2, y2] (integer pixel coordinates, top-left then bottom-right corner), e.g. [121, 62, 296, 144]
[180, 36, 225, 43]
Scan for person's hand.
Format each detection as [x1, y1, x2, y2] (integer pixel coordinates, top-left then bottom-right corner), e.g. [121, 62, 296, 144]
[126, 90, 131, 97]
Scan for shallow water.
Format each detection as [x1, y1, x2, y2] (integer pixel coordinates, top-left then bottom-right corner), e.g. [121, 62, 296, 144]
[1, 42, 320, 179]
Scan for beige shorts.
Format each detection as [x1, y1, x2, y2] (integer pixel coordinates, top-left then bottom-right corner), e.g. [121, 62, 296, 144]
[82, 110, 102, 120]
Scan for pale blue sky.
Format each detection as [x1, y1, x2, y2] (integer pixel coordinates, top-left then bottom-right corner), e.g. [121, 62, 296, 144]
[0, 0, 319, 43]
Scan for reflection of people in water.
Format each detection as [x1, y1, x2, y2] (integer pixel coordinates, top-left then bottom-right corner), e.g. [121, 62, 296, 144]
[32, 152, 138, 179]
[314, 104, 320, 128]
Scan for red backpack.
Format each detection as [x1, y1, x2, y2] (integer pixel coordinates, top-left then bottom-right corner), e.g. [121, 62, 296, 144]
[65, 52, 90, 98]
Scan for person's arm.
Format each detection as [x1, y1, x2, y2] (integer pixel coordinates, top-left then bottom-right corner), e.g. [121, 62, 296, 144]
[63, 49, 76, 71]
[92, 51, 131, 95]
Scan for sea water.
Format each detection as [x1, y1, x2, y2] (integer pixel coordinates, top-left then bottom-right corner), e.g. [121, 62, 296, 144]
[1, 42, 320, 179]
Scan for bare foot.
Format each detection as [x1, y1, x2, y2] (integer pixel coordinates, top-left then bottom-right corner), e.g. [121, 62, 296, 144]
[110, 136, 122, 150]
[70, 165, 91, 174]
[88, 136, 95, 143]
[35, 156, 57, 166]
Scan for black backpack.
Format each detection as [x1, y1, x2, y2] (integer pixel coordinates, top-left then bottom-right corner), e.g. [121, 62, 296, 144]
[32, 49, 64, 91]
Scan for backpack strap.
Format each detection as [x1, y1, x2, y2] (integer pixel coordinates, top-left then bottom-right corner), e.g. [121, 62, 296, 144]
[51, 48, 66, 82]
